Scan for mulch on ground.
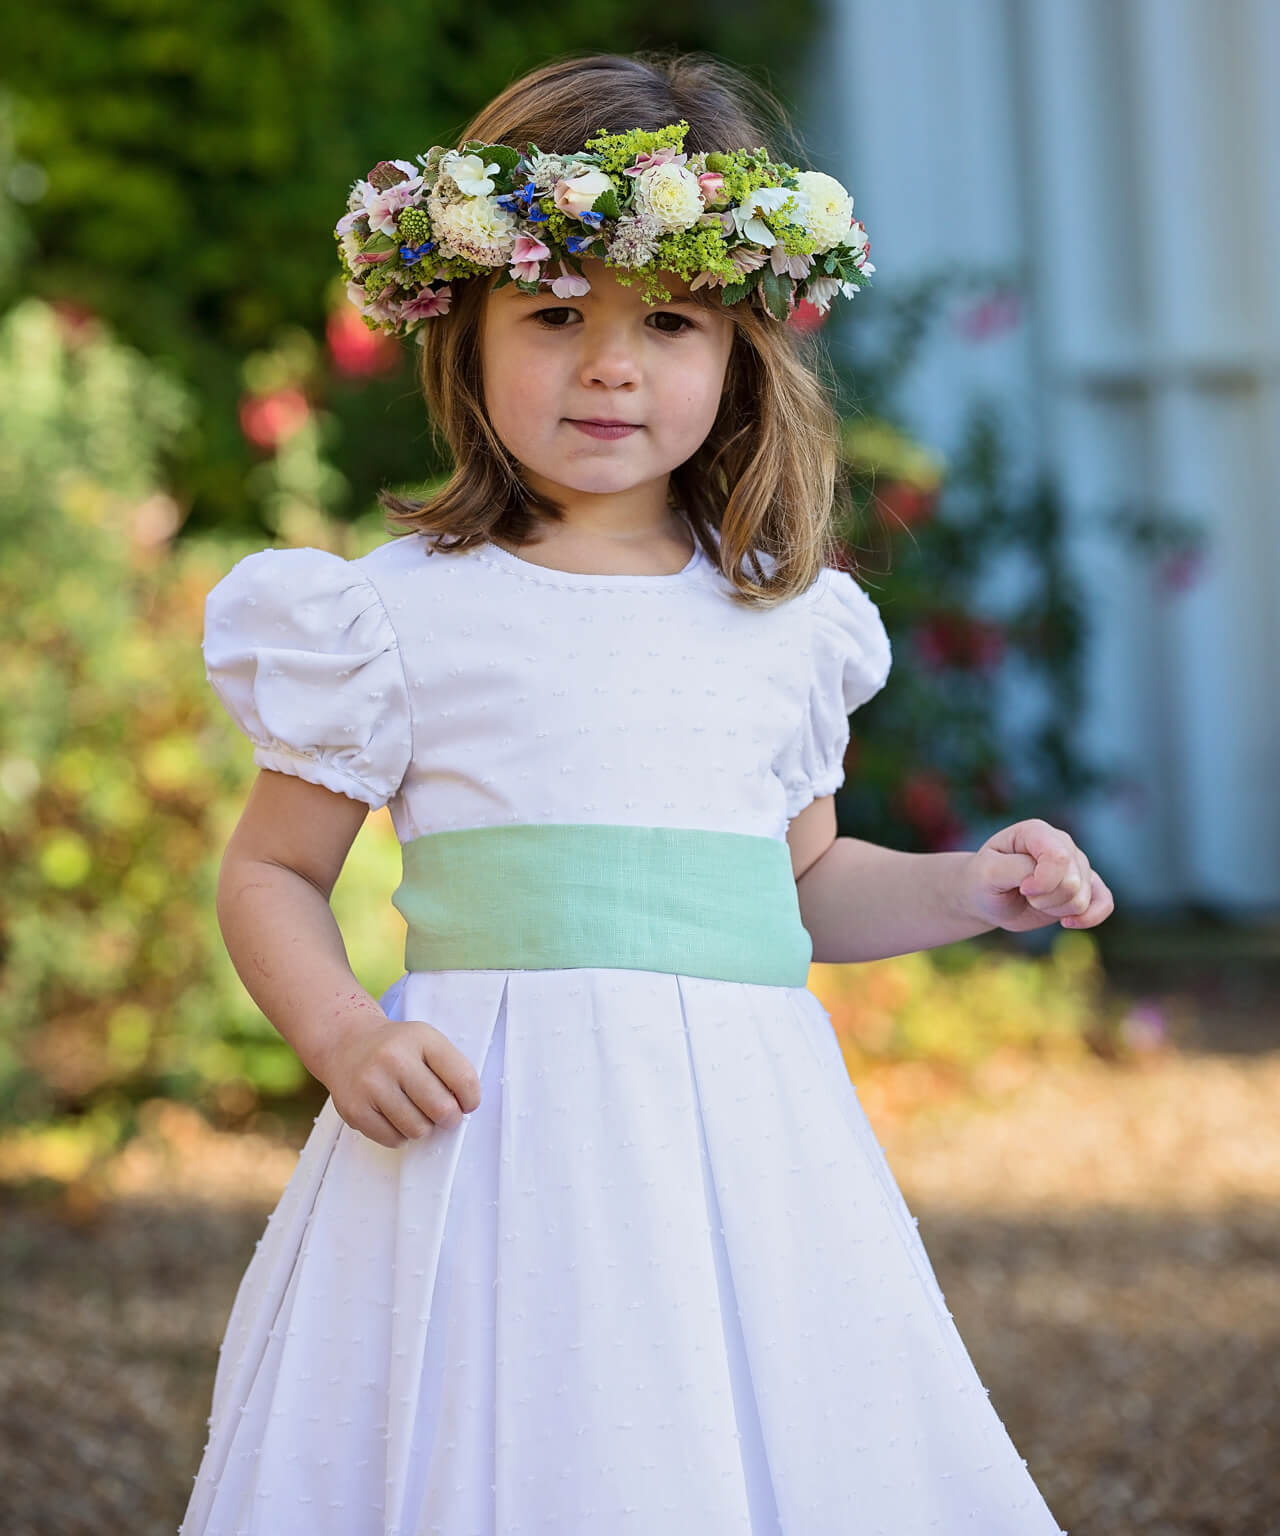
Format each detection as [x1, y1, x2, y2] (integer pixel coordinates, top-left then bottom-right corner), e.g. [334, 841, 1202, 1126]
[1, 1043, 1276, 1535]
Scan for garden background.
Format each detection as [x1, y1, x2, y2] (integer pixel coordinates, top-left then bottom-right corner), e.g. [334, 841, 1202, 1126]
[0, 3, 1276, 1532]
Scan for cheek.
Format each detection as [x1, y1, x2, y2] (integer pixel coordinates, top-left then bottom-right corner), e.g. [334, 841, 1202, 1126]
[481, 338, 549, 445]
[658, 344, 731, 432]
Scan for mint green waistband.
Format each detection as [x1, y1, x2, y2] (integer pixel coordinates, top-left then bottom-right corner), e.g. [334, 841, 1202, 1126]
[392, 822, 813, 987]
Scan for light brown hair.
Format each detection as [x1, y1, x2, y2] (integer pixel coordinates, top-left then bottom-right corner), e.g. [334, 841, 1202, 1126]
[379, 48, 857, 607]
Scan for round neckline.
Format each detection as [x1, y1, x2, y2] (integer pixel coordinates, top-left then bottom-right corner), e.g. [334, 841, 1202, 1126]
[474, 520, 707, 588]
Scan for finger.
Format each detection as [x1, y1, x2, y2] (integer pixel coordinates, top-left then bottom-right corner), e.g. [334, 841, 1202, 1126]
[421, 1034, 483, 1113]
[375, 1083, 440, 1141]
[401, 1064, 468, 1130]
[1018, 842, 1075, 899]
[1042, 860, 1094, 917]
[1061, 871, 1115, 928]
[358, 1105, 410, 1149]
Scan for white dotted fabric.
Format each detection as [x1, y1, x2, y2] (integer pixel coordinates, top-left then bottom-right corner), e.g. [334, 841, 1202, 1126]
[183, 533, 1067, 1535]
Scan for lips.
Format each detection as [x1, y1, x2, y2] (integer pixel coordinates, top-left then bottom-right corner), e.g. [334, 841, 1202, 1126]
[567, 418, 642, 440]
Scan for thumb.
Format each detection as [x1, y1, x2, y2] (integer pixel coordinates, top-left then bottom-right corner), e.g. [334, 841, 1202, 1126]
[983, 848, 1038, 894]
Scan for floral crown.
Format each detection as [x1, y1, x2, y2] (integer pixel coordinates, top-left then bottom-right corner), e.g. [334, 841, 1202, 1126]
[334, 118, 874, 344]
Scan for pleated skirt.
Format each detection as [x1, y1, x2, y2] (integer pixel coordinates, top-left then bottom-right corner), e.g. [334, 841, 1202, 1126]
[180, 967, 1067, 1536]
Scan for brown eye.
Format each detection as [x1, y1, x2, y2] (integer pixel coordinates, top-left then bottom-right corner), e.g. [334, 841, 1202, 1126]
[649, 312, 694, 334]
[532, 308, 576, 327]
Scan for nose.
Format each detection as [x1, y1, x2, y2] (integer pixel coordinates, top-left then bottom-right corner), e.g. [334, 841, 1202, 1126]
[577, 321, 641, 390]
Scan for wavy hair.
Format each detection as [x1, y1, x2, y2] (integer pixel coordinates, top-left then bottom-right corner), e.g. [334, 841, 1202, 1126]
[379, 48, 858, 607]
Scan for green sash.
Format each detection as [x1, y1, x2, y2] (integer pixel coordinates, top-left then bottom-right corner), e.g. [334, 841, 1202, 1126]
[392, 822, 812, 987]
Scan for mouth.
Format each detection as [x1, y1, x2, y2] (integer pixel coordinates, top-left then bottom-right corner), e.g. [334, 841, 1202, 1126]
[566, 418, 642, 438]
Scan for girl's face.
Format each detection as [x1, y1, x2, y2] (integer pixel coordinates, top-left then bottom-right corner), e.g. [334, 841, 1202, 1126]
[478, 258, 736, 508]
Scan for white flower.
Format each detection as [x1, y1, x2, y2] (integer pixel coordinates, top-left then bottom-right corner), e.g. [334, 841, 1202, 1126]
[526, 151, 576, 193]
[429, 193, 518, 265]
[339, 228, 364, 268]
[729, 186, 794, 247]
[802, 274, 862, 313]
[553, 168, 616, 219]
[631, 162, 705, 233]
[793, 170, 854, 254]
[440, 150, 502, 197]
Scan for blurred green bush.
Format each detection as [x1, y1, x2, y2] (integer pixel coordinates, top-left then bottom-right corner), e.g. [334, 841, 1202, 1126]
[0, 297, 405, 1148]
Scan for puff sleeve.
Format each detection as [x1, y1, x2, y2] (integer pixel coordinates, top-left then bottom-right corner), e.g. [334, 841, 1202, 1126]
[774, 565, 892, 820]
[202, 546, 413, 811]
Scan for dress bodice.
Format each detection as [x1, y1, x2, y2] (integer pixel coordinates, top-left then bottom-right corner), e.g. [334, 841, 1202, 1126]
[201, 529, 892, 845]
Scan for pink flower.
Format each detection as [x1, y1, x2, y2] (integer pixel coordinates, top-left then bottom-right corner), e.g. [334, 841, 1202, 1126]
[509, 234, 551, 283]
[400, 285, 452, 320]
[552, 169, 614, 219]
[621, 146, 686, 177]
[697, 171, 726, 207]
[366, 177, 424, 238]
[770, 247, 812, 280]
[544, 261, 591, 298]
[239, 387, 310, 451]
[512, 234, 551, 263]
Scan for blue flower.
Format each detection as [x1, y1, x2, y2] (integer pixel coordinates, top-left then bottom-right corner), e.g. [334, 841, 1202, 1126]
[399, 240, 436, 265]
[565, 234, 599, 254]
[497, 180, 540, 218]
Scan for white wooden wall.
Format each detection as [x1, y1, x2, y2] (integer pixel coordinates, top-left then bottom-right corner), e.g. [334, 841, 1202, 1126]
[810, 0, 1280, 914]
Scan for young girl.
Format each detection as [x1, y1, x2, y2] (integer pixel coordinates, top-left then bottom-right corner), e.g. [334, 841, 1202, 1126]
[183, 50, 1109, 1536]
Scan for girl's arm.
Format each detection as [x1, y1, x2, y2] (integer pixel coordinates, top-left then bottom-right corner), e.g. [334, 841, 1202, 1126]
[788, 797, 1114, 964]
[214, 770, 392, 1083]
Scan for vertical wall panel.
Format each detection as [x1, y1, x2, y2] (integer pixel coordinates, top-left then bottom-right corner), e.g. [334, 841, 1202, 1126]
[814, 0, 1280, 911]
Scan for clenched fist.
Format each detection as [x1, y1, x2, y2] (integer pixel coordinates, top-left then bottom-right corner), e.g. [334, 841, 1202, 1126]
[321, 1016, 483, 1149]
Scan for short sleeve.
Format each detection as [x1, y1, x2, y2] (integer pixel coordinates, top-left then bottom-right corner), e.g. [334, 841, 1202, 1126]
[202, 546, 412, 811]
[774, 565, 892, 820]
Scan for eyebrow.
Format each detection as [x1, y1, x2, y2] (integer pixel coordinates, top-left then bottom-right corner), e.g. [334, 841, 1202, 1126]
[508, 289, 705, 306]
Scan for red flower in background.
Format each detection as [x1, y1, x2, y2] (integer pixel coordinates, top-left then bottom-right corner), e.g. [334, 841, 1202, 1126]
[786, 297, 828, 335]
[916, 613, 1006, 672]
[894, 770, 967, 850]
[238, 387, 310, 451]
[953, 287, 1024, 344]
[1155, 547, 1207, 594]
[50, 299, 103, 349]
[873, 481, 939, 529]
[327, 303, 401, 378]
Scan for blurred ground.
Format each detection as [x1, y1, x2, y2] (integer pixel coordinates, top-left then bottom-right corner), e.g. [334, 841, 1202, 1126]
[0, 921, 1276, 1536]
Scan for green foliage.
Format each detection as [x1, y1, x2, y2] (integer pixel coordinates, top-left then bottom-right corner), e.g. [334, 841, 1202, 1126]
[0, 297, 404, 1142]
[810, 928, 1107, 1077]
[0, 2, 822, 536]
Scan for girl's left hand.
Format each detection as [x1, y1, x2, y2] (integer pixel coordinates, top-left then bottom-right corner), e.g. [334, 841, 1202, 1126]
[957, 817, 1115, 933]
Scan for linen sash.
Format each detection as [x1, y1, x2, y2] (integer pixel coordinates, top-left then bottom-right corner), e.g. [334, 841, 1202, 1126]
[392, 822, 812, 987]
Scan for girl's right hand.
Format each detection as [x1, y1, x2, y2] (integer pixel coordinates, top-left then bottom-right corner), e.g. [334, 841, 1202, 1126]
[323, 1017, 483, 1149]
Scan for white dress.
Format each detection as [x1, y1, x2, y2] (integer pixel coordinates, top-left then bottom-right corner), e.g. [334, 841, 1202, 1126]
[183, 527, 1068, 1536]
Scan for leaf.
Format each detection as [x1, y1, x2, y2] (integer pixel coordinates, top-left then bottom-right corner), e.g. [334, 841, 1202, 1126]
[759, 268, 793, 322]
[362, 232, 398, 254]
[487, 145, 521, 175]
[491, 269, 513, 290]
[719, 281, 750, 305]
[590, 187, 621, 221]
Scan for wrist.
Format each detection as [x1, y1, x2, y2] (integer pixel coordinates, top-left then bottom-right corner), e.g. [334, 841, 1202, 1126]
[939, 848, 986, 933]
[303, 993, 388, 1086]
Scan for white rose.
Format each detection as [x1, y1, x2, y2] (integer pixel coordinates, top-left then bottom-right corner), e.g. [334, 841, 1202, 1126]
[430, 194, 518, 264]
[793, 170, 855, 253]
[553, 168, 616, 219]
[632, 163, 705, 233]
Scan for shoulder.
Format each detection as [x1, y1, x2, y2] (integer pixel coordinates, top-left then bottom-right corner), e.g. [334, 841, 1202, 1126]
[203, 534, 434, 643]
[805, 564, 893, 711]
